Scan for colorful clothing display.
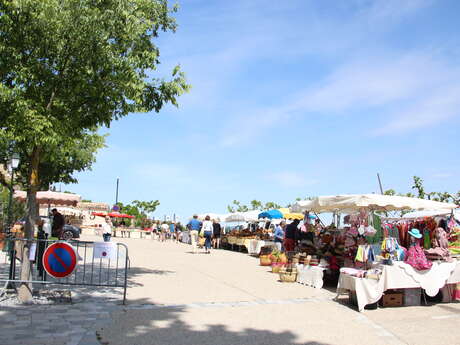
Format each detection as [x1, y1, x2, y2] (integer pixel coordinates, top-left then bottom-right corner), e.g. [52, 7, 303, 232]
[405, 242, 432, 270]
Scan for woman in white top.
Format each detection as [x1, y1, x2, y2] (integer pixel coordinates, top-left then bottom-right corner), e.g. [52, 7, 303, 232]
[201, 215, 213, 253]
[102, 216, 112, 242]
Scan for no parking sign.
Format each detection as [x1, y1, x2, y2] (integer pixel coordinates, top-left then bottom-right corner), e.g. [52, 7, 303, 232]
[42, 242, 78, 278]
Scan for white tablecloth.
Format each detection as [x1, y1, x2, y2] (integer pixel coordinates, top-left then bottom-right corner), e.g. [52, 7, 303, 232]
[296, 264, 325, 289]
[247, 240, 275, 255]
[337, 260, 460, 311]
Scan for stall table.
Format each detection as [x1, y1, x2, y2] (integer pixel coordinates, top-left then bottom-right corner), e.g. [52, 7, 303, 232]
[247, 239, 275, 255]
[296, 264, 326, 289]
[337, 260, 460, 311]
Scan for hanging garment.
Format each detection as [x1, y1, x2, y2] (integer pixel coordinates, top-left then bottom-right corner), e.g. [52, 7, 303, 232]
[405, 242, 433, 270]
[423, 228, 432, 249]
[355, 245, 365, 262]
[367, 245, 375, 262]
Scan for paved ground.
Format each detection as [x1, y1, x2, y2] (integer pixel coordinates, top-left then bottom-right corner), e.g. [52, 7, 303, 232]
[1, 234, 460, 345]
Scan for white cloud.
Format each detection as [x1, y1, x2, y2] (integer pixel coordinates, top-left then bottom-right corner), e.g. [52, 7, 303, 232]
[432, 172, 454, 179]
[220, 50, 460, 146]
[374, 84, 460, 134]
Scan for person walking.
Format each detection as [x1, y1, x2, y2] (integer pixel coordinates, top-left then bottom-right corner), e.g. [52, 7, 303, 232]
[201, 215, 213, 253]
[212, 219, 222, 249]
[175, 222, 183, 242]
[187, 215, 202, 253]
[169, 222, 175, 241]
[102, 216, 113, 242]
[274, 220, 286, 251]
[160, 222, 168, 242]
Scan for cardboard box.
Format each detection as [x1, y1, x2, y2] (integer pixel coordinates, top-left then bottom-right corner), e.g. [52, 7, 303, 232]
[404, 288, 421, 306]
[380, 291, 403, 307]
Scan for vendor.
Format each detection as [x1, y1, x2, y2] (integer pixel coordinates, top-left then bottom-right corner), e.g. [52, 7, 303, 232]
[284, 219, 300, 252]
[314, 218, 323, 235]
[274, 221, 286, 251]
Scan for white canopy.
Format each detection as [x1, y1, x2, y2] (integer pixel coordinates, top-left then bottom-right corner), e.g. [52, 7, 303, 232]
[289, 200, 315, 213]
[225, 210, 260, 222]
[39, 206, 82, 216]
[14, 190, 81, 206]
[399, 209, 460, 221]
[290, 194, 458, 213]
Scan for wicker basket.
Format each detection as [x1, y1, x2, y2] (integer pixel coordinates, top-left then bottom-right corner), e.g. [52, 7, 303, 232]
[279, 268, 297, 282]
[259, 255, 272, 266]
[271, 263, 285, 273]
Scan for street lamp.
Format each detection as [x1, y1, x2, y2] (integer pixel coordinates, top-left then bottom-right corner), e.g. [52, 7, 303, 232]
[6, 152, 20, 232]
[115, 177, 120, 205]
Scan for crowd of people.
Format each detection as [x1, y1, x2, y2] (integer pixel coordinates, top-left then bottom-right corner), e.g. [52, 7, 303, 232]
[273, 213, 323, 252]
[186, 214, 222, 253]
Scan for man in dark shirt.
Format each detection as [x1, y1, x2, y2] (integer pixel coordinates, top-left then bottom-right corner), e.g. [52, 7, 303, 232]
[212, 219, 222, 249]
[284, 219, 300, 252]
[51, 208, 65, 238]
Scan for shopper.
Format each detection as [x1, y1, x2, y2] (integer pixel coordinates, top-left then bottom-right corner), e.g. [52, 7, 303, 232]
[175, 222, 183, 242]
[274, 220, 286, 251]
[284, 219, 300, 252]
[160, 222, 168, 242]
[169, 222, 175, 241]
[102, 216, 113, 242]
[201, 215, 213, 253]
[187, 215, 202, 253]
[212, 219, 222, 249]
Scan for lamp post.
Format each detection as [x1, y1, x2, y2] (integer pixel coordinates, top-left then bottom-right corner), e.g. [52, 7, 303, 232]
[115, 177, 120, 205]
[6, 152, 20, 232]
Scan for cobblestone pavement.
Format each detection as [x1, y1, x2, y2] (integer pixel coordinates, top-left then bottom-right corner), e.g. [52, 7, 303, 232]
[0, 291, 121, 345]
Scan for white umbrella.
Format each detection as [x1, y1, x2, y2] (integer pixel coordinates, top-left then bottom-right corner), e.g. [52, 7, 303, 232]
[290, 194, 458, 213]
[225, 211, 260, 222]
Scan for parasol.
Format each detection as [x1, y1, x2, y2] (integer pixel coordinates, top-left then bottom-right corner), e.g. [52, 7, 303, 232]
[14, 190, 81, 206]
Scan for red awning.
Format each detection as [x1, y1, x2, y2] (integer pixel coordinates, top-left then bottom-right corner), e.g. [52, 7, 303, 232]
[91, 212, 135, 219]
[108, 212, 135, 219]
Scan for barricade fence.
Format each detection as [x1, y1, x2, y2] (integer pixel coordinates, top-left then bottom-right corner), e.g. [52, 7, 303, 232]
[0, 237, 129, 304]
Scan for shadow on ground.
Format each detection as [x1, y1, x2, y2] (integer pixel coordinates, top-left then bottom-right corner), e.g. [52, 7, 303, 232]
[99, 300, 334, 345]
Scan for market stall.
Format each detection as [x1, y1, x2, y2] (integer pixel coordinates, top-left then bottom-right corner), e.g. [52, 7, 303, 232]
[291, 194, 459, 310]
[337, 261, 460, 311]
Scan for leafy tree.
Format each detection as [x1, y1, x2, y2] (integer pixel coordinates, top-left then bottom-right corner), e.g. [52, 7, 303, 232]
[227, 200, 244, 213]
[132, 200, 160, 216]
[250, 200, 263, 210]
[412, 176, 425, 199]
[0, 0, 189, 302]
[383, 189, 396, 196]
[263, 202, 281, 210]
[0, 184, 25, 230]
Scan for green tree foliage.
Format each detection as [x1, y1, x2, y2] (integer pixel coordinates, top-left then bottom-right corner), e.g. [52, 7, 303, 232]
[412, 176, 425, 199]
[117, 200, 159, 228]
[384, 176, 459, 207]
[0, 184, 25, 230]
[7, 131, 106, 190]
[0, 0, 189, 302]
[227, 200, 283, 212]
[263, 201, 281, 210]
[250, 200, 263, 210]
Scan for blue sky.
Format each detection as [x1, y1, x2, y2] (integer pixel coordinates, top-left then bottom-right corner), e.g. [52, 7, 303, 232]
[65, 0, 460, 221]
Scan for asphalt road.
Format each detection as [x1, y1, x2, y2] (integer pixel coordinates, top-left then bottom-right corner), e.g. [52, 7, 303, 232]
[84, 234, 460, 345]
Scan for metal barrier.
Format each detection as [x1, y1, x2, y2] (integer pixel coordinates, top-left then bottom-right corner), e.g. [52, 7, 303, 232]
[0, 236, 129, 304]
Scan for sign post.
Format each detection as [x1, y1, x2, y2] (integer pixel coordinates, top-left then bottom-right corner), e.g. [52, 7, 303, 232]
[42, 242, 78, 278]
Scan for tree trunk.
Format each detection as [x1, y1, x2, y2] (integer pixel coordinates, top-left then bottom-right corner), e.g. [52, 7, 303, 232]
[18, 146, 40, 303]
